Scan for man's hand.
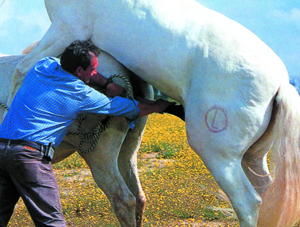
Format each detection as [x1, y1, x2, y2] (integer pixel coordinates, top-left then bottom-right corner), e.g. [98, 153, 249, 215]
[105, 82, 126, 98]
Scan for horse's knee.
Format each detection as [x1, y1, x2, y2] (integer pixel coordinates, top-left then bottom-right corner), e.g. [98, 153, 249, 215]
[136, 193, 146, 210]
[136, 193, 146, 215]
[113, 192, 136, 210]
[112, 192, 136, 226]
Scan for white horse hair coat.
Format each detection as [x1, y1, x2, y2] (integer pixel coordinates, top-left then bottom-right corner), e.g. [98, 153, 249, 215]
[5, 0, 300, 226]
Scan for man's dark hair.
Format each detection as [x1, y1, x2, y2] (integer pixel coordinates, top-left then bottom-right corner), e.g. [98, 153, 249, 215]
[60, 40, 101, 74]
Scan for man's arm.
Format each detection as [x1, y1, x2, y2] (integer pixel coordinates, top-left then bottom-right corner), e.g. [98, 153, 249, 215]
[136, 97, 185, 120]
[89, 72, 107, 86]
[89, 73, 125, 97]
[89, 74, 178, 117]
[137, 99, 175, 117]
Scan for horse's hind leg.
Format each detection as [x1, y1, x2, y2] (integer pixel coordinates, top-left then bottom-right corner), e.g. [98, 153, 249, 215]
[241, 102, 277, 195]
[195, 148, 261, 226]
[242, 139, 273, 196]
[185, 104, 271, 226]
[242, 153, 272, 196]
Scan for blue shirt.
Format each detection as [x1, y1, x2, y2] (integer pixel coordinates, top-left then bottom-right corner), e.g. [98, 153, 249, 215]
[0, 57, 140, 147]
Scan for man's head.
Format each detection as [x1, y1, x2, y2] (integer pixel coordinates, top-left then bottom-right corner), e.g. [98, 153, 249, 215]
[60, 40, 101, 83]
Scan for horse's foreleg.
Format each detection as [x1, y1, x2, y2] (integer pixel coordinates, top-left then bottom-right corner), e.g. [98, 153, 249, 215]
[118, 117, 149, 227]
[7, 23, 82, 106]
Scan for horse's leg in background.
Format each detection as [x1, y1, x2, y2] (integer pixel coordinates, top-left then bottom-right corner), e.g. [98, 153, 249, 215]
[118, 81, 153, 226]
[241, 106, 277, 195]
[78, 118, 137, 227]
[22, 41, 39, 55]
[241, 149, 272, 196]
[52, 141, 77, 164]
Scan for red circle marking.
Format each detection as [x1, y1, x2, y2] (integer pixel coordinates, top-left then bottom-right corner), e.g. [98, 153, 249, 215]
[205, 106, 228, 133]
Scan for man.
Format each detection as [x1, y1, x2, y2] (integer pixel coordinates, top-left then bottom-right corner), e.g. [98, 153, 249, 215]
[0, 40, 174, 226]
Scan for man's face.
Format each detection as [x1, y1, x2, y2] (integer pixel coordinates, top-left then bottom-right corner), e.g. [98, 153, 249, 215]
[76, 53, 98, 83]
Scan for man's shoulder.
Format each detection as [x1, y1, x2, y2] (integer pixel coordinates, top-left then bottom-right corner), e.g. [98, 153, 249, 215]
[32, 57, 71, 80]
[35, 57, 60, 69]
[40, 56, 59, 63]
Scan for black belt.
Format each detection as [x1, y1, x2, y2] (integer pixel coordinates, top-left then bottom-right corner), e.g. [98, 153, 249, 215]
[0, 138, 46, 152]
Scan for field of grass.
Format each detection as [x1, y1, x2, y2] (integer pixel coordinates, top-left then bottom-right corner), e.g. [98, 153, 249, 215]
[8, 113, 239, 226]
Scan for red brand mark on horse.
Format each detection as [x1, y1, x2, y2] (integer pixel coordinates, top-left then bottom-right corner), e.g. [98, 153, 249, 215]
[205, 106, 228, 133]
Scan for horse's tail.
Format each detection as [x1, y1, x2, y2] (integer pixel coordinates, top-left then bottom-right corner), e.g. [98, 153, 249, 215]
[257, 83, 300, 227]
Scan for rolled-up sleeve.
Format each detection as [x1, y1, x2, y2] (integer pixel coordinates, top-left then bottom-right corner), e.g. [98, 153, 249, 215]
[79, 87, 140, 129]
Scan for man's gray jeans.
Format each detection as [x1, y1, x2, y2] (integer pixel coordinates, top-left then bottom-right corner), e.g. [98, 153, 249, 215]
[0, 141, 66, 227]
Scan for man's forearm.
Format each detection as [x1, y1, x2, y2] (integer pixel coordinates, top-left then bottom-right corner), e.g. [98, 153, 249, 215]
[89, 73, 125, 98]
[138, 99, 175, 117]
[89, 73, 107, 86]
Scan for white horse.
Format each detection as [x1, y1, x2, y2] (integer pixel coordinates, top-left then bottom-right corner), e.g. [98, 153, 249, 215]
[0, 53, 153, 227]
[6, 0, 300, 226]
